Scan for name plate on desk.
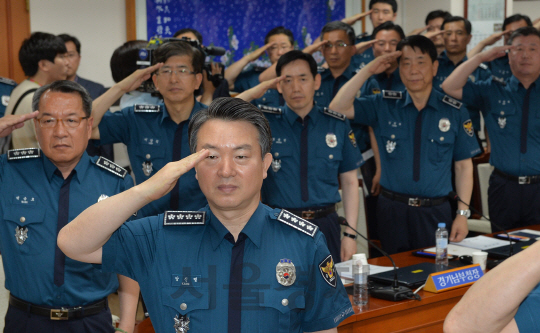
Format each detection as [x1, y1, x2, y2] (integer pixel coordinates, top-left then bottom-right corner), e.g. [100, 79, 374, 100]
[424, 264, 484, 293]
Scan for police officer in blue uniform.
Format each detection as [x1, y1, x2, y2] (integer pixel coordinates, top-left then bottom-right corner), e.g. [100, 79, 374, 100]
[91, 41, 208, 217]
[0, 80, 138, 333]
[58, 97, 354, 333]
[225, 26, 295, 107]
[434, 16, 492, 142]
[331, 36, 480, 254]
[0, 77, 16, 118]
[443, 27, 540, 230]
[238, 51, 363, 263]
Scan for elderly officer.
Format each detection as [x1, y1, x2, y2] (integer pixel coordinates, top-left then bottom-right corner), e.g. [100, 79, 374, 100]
[0, 80, 138, 332]
[58, 97, 354, 333]
[443, 27, 540, 230]
[91, 41, 207, 217]
[330, 36, 481, 254]
[238, 50, 363, 263]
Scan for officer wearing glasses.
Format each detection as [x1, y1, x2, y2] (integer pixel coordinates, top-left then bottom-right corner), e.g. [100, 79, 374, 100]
[0, 80, 138, 333]
[89, 41, 208, 217]
[314, 21, 359, 109]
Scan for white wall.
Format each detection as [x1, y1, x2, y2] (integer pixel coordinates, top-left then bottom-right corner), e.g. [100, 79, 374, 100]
[513, 1, 540, 21]
[29, 0, 126, 87]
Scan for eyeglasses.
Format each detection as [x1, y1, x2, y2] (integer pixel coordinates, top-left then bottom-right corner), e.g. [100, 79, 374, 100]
[37, 116, 89, 129]
[157, 68, 196, 78]
[323, 42, 350, 49]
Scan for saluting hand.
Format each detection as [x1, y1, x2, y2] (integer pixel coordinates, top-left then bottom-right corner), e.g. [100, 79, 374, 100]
[117, 62, 164, 93]
[0, 111, 39, 138]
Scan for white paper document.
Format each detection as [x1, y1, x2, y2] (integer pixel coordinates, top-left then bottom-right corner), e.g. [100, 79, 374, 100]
[335, 260, 394, 280]
[450, 235, 508, 250]
[424, 244, 479, 256]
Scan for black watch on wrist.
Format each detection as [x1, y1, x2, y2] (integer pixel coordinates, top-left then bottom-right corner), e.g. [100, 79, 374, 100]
[343, 232, 357, 240]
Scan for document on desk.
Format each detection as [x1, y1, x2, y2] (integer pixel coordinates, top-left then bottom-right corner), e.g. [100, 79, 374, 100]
[335, 260, 394, 280]
[451, 235, 509, 250]
[424, 244, 478, 256]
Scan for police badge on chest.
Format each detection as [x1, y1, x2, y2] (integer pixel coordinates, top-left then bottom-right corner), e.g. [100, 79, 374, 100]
[271, 159, 281, 172]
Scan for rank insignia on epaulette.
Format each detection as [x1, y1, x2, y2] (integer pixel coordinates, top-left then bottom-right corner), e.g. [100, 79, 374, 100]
[0, 77, 16, 86]
[317, 66, 327, 73]
[492, 75, 506, 86]
[7, 148, 40, 161]
[382, 90, 403, 99]
[442, 95, 462, 109]
[277, 210, 318, 237]
[96, 157, 127, 178]
[479, 63, 488, 70]
[356, 32, 368, 39]
[323, 108, 346, 121]
[134, 104, 161, 112]
[253, 66, 267, 72]
[163, 211, 206, 226]
[258, 105, 283, 114]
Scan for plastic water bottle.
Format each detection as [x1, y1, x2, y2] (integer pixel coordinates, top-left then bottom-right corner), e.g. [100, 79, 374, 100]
[435, 222, 449, 268]
[352, 253, 369, 306]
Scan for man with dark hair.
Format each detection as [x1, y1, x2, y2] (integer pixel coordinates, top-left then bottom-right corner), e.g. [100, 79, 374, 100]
[238, 50, 363, 263]
[0, 80, 138, 333]
[173, 28, 204, 44]
[58, 97, 354, 333]
[426, 10, 452, 55]
[330, 35, 480, 254]
[90, 41, 208, 217]
[468, 14, 533, 80]
[443, 27, 540, 230]
[3, 32, 67, 149]
[314, 21, 358, 108]
[345, 0, 398, 68]
[435, 16, 491, 146]
[58, 34, 108, 100]
[225, 26, 295, 107]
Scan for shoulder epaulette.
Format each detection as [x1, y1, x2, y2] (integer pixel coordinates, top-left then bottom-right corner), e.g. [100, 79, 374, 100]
[442, 95, 462, 109]
[7, 148, 40, 161]
[134, 104, 161, 113]
[163, 211, 206, 226]
[258, 105, 282, 115]
[317, 66, 327, 73]
[95, 157, 127, 178]
[253, 66, 268, 72]
[277, 210, 318, 237]
[0, 77, 16, 86]
[478, 63, 488, 70]
[382, 90, 403, 99]
[323, 107, 346, 121]
[492, 75, 506, 86]
[356, 32, 369, 39]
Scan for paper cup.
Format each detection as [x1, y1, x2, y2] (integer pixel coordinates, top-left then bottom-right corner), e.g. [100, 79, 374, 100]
[472, 251, 488, 271]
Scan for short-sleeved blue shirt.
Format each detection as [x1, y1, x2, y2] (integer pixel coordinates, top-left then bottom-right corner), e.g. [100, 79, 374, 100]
[0, 77, 16, 118]
[353, 89, 481, 197]
[434, 51, 492, 131]
[98, 101, 207, 216]
[101, 203, 354, 333]
[487, 55, 512, 80]
[261, 104, 363, 208]
[462, 75, 540, 176]
[0, 150, 134, 306]
[360, 68, 405, 96]
[351, 34, 374, 69]
[515, 282, 540, 331]
[314, 63, 358, 108]
[235, 67, 282, 107]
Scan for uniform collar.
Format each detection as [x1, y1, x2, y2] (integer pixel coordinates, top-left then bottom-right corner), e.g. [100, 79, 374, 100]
[438, 50, 467, 66]
[402, 88, 439, 110]
[160, 99, 204, 124]
[321, 62, 358, 81]
[507, 75, 540, 92]
[376, 67, 400, 81]
[283, 103, 320, 127]
[43, 151, 90, 184]
[208, 202, 266, 250]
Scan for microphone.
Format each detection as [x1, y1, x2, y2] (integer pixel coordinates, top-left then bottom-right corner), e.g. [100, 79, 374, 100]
[338, 217, 417, 301]
[447, 191, 514, 259]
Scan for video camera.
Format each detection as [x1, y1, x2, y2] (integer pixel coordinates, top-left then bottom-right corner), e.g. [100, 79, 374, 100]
[136, 37, 227, 93]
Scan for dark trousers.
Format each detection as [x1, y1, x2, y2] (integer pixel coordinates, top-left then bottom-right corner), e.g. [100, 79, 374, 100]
[488, 172, 540, 230]
[310, 212, 342, 263]
[377, 195, 452, 255]
[4, 304, 115, 333]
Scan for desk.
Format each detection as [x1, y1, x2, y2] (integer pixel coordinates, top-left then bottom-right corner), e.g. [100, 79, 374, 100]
[338, 252, 468, 333]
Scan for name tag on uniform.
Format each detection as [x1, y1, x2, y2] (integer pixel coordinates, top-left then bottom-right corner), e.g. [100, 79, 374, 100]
[172, 274, 201, 287]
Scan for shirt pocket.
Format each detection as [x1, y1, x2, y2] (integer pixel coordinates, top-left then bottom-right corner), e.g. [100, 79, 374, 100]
[489, 107, 517, 134]
[135, 145, 166, 178]
[271, 144, 293, 174]
[316, 148, 343, 181]
[161, 287, 210, 330]
[380, 127, 408, 160]
[427, 131, 456, 164]
[3, 205, 46, 255]
[258, 287, 306, 333]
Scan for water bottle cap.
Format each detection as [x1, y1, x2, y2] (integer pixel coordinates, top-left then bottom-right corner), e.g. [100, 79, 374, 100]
[438, 223, 446, 228]
[352, 253, 368, 265]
